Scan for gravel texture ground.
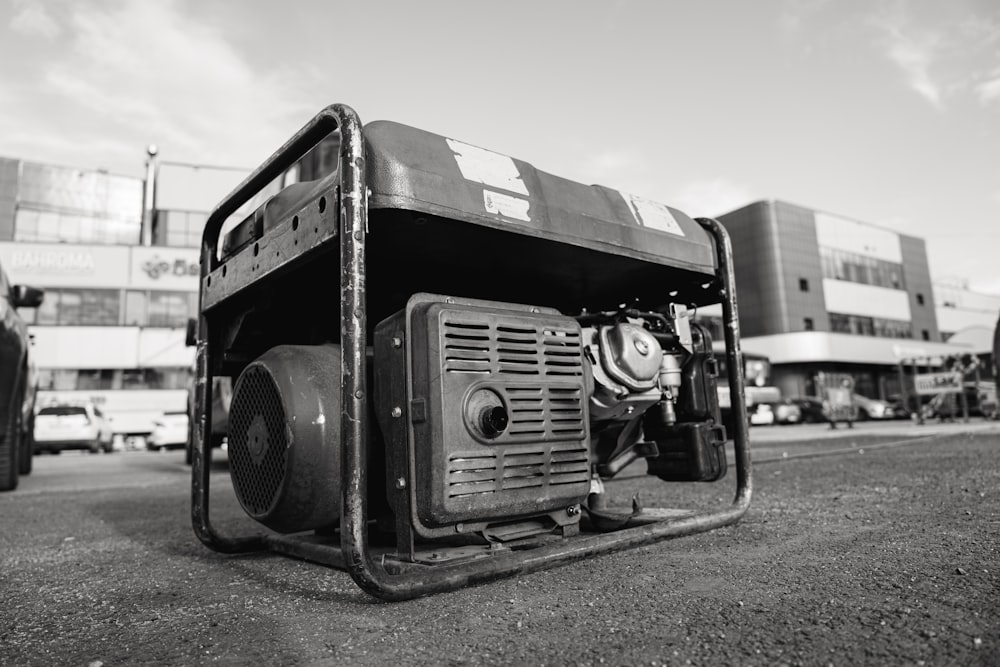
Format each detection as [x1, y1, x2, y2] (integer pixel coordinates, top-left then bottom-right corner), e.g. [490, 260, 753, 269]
[1, 421, 997, 666]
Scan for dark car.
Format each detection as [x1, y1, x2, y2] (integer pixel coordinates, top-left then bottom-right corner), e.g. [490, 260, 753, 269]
[0, 263, 44, 491]
[789, 396, 828, 423]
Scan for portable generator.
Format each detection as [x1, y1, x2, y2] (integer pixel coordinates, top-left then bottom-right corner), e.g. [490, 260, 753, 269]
[191, 104, 752, 600]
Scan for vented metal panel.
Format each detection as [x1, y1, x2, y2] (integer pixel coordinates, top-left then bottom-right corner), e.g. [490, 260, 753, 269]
[442, 317, 584, 380]
[407, 295, 592, 529]
[447, 441, 591, 498]
[228, 366, 287, 517]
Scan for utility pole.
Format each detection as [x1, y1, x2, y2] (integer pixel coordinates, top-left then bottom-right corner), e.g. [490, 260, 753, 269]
[141, 144, 159, 247]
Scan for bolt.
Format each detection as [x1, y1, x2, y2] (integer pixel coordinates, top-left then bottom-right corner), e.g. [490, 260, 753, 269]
[634, 338, 650, 355]
[391, 336, 403, 348]
[354, 390, 364, 399]
[567, 505, 580, 516]
[626, 405, 635, 415]
[445, 297, 455, 304]
[391, 406, 402, 418]
[455, 523, 465, 533]
[394, 477, 406, 489]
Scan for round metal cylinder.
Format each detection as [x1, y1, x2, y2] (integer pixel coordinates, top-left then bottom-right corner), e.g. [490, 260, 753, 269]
[228, 344, 341, 533]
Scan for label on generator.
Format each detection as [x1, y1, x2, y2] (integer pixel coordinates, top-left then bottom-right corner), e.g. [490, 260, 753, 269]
[621, 192, 685, 236]
[483, 189, 531, 222]
[447, 138, 529, 195]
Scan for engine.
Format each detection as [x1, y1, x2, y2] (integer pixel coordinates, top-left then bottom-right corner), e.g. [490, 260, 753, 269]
[226, 293, 727, 548]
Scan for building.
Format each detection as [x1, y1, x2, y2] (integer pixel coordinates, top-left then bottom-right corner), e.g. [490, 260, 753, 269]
[934, 277, 1000, 341]
[0, 153, 244, 435]
[0, 141, 333, 437]
[707, 200, 976, 402]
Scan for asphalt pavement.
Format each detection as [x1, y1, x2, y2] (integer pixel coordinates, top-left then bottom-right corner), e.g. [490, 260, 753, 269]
[1, 421, 998, 666]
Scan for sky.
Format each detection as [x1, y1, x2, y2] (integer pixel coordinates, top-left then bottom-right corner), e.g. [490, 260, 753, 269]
[1, 0, 998, 294]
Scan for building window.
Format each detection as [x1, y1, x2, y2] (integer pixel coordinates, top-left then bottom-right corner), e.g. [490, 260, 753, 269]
[33, 289, 121, 326]
[123, 290, 198, 327]
[122, 367, 192, 390]
[153, 210, 208, 248]
[829, 312, 912, 339]
[36, 367, 192, 391]
[818, 247, 907, 290]
[147, 292, 196, 327]
[76, 369, 116, 390]
[13, 162, 142, 245]
[916, 293, 925, 306]
[804, 317, 814, 330]
[921, 329, 930, 341]
[799, 278, 810, 292]
[15, 207, 140, 246]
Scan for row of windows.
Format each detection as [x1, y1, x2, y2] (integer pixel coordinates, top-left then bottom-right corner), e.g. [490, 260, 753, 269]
[819, 246, 906, 290]
[829, 312, 914, 339]
[37, 367, 193, 392]
[15, 207, 142, 246]
[12, 208, 206, 248]
[19, 288, 197, 328]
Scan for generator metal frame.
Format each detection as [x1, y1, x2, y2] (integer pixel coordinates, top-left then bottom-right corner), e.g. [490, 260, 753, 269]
[191, 104, 753, 601]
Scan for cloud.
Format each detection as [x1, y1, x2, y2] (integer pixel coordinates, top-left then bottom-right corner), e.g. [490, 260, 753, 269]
[778, 0, 832, 35]
[867, 4, 1000, 110]
[668, 179, 755, 218]
[10, 0, 61, 39]
[877, 23, 944, 109]
[975, 69, 1000, 105]
[33, 0, 320, 169]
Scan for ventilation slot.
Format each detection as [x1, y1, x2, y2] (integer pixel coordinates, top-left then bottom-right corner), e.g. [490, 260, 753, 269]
[549, 442, 590, 486]
[506, 386, 546, 437]
[543, 328, 584, 377]
[447, 453, 498, 497]
[501, 448, 547, 490]
[444, 321, 491, 374]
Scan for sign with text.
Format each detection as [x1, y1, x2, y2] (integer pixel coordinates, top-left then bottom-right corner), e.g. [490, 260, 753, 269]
[0, 242, 129, 287]
[128, 246, 200, 291]
[913, 372, 963, 396]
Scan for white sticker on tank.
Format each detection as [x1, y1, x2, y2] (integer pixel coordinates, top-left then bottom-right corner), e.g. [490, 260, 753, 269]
[621, 192, 685, 236]
[483, 189, 531, 222]
[447, 138, 529, 195]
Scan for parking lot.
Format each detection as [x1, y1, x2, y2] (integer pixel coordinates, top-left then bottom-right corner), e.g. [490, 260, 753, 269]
[1, 420, 998, 666]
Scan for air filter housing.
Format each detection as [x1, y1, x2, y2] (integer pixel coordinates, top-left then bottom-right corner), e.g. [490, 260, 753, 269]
[228, 344, 341, 533]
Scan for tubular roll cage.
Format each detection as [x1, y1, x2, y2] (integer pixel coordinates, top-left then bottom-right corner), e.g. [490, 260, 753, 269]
[191, 104, 753, 601]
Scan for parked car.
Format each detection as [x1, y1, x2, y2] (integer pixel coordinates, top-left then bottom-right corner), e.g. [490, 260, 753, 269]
[33, 403, 113, 454]
[789, 397, 828, 423]
[749, 403, 775, 426]
[148, 411, 190, 451]
[853, 393, 895, 420]
[0, 262, 44, 491]
[771, 400, 802, 425]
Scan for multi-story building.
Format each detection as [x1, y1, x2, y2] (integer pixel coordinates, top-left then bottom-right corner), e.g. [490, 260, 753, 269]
[0, 153, 245, 435]
[0, 143, 329, 437]
[708, 200, 976, 401]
